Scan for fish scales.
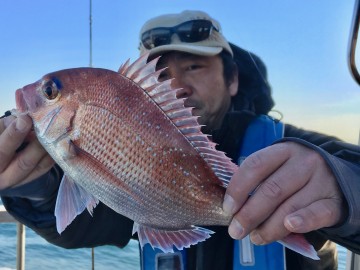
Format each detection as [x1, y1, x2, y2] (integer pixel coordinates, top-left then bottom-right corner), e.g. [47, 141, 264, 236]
[76, 106, 217, 227]
[73, 78, 227, 228]
[13, 54, 319, 259]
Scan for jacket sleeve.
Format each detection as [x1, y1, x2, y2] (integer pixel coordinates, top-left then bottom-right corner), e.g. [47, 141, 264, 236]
[281, 125, 360, 253]
[0, 165, 133, 249]
[316, 140, 360, 254]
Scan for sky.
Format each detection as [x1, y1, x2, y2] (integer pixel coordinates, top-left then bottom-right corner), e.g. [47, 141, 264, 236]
[0, 0, 359, 144]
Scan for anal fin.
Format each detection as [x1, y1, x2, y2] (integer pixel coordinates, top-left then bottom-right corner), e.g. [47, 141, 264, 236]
[132, 223, 214, 253]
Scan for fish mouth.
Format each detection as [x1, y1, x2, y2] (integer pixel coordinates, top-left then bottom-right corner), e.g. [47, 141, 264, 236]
[15, 81, 41, 113]
[15, 88, 28, 113]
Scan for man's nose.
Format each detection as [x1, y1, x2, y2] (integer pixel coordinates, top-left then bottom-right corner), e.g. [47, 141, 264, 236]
[171, 79, 193, 98]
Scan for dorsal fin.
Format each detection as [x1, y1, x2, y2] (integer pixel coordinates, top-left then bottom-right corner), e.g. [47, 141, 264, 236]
[118, 53, 238, 185]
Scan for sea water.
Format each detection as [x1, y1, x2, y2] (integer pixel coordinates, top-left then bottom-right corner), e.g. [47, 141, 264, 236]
[0, 202, 348, 270]
[0, 222, 140, 270]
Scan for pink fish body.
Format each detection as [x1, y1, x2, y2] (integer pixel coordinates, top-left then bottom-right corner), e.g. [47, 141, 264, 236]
[15, 54, 319, 260]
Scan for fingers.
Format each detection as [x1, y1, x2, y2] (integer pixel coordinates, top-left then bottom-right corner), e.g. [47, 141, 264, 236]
[11, 154, 55, 187]
[223, 143, 291, 216]
[249, 185, 343, 245]
[225, 143, 295, 238]
[282, 153, 344, 234]
[0, 114, 53, 190]
[224, 142, 344, 245]
[248, 182, 325, 245]
[241, 157, 311, 226]
[0, 115, 32, 172]
[0, 115, 14, 131]
[284, 199, 343, 234]
[1, 138, 53, 188]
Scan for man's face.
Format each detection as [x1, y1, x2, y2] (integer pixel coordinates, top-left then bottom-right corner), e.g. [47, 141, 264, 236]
[156, 52, 238, 133]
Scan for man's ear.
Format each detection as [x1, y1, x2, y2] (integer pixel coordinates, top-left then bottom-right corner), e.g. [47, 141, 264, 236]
[229, 65, 239, 97]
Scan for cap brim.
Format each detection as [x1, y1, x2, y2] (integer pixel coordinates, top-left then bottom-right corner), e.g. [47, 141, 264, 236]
[147, 44, 223, 57]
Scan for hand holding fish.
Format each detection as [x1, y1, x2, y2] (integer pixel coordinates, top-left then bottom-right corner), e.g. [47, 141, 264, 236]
[0, 114, 54, 190]
[224, 141, 345, 245]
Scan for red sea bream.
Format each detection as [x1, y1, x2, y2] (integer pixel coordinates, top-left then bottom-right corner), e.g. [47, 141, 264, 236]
[14, 54, 319, 260]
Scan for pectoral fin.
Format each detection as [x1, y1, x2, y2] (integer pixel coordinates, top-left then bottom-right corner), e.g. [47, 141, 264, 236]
[55, 174, 99, 234]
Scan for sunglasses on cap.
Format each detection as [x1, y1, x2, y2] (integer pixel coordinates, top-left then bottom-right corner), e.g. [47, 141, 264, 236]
[141, 19, 219, 50]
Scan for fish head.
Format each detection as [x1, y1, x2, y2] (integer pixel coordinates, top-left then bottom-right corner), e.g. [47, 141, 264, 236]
[14, 69, 90, 143]
[15, 69, 89, 114]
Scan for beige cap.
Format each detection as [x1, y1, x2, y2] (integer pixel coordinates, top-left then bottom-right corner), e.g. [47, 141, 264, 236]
[138, 10, 233, 57]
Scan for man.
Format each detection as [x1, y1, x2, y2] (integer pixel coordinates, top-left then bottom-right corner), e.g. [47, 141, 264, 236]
[0, 9, 359, 270]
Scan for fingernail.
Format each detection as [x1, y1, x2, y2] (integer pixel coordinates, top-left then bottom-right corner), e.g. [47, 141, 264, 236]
[251, 232, 265, 245]
[223, 194, 236, 215]
[286, 215, 303, 230]
[16, 118, 30, 133]
[228, 219, 244, 239]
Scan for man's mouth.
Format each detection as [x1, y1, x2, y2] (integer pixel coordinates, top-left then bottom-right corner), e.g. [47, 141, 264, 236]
[183, 99, 198, 109]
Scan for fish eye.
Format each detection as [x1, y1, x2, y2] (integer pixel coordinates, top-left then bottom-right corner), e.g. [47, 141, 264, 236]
[42, 80, 59, 100]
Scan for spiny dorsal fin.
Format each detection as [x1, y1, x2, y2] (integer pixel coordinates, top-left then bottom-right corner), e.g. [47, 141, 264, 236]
[118, 58, 130, 74]
[118, 53, 238, 186]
